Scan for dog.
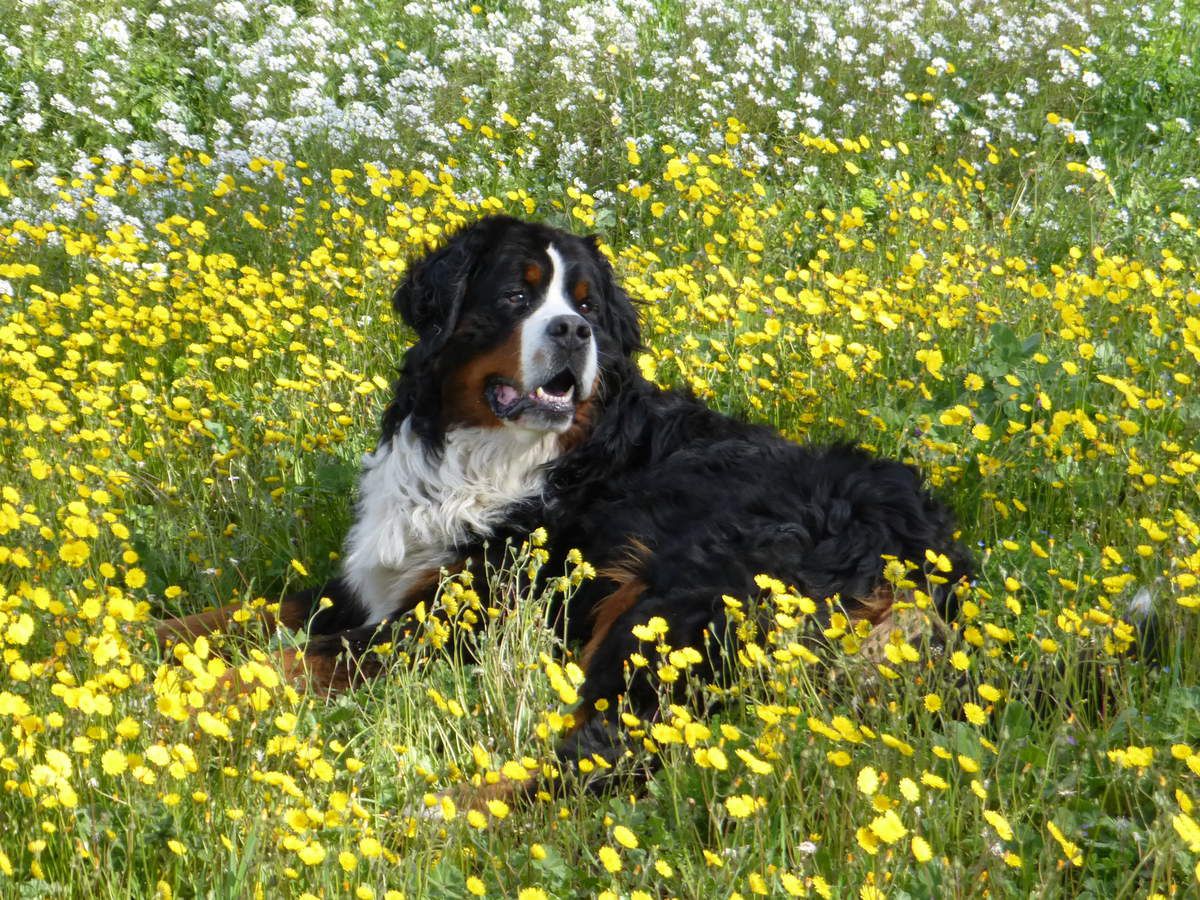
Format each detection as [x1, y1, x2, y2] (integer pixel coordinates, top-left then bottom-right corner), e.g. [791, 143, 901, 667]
[157, 215, 973, 792]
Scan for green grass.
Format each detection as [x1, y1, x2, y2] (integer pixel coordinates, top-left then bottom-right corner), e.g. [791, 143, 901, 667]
[1, 0, 1199, 896]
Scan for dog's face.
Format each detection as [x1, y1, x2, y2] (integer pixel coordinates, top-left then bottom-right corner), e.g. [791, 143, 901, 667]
[392, 216, 640, 439]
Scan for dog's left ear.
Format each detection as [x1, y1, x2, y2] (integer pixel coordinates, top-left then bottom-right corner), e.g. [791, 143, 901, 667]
[585, 235, 642, 358]
[392, 217, 498, 347]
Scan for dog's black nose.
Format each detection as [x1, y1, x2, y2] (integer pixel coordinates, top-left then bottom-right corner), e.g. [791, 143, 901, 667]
[546, 314, 592, 350]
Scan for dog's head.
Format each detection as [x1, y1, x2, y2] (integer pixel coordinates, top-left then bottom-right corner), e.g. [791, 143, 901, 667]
[386, 216, 641, 444]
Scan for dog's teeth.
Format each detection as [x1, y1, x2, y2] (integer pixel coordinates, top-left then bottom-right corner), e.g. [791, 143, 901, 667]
[534, 387, 547, 399]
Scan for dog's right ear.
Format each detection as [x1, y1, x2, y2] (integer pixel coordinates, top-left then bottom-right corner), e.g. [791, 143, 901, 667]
[392, 217, 503, 347]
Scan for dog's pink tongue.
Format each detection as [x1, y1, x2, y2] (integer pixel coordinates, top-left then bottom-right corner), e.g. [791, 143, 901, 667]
[494, 384, 520, 407]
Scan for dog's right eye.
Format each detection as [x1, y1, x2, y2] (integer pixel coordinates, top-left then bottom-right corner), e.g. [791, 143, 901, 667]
[502, 289, 527, 307]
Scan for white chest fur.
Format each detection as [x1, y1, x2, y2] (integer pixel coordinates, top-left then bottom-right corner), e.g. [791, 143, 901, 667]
[341, 419, 561, 625]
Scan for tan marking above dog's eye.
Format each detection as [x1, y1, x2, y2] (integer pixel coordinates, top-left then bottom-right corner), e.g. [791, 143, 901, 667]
[572, 280, 590, 302]
[524, 263, 543, 287]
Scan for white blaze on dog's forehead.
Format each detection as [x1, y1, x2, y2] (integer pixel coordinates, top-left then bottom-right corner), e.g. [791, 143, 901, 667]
[527, 244, 577, 324]
[518, 242, 598, 400]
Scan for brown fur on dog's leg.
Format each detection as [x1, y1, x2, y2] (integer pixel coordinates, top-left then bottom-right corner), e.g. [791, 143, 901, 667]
[154, 589, 321, 648]
[155, 602, 256, 647]
[447, 776, 526, 814]
[279, 646, 359, 695]
[211, 646, 355, 697]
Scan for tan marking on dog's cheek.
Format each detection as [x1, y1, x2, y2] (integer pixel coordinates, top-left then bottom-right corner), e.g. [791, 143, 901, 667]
[441, 330, 525, 428]
[556, 373, 600, 452]
[557, 398, 593, 453]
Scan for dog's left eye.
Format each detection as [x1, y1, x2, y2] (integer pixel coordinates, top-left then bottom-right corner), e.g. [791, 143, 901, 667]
[502, 289, 527, 307]
[576, 299, 593, 315]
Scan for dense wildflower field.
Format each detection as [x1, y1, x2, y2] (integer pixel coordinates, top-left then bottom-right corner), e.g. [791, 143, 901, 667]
[2, 0, 1199, 896]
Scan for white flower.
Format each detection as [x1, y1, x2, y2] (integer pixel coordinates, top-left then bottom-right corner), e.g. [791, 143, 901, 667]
[18, 111, 44, 134]
[214, 1, 251, 24]
[100, 18, 132, 51]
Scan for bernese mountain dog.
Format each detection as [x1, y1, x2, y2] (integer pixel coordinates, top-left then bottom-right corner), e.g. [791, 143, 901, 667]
[158, 214, 973, 792]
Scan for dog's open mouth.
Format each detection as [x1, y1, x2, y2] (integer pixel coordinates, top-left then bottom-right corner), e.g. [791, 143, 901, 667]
[486, 369, 579, 420]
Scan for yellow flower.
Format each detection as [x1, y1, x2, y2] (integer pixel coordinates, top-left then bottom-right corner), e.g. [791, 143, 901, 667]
[964, 703, 987, 725]
[196, 711, 231, 740]
[631, 616, 670, 641]
[297, 842, 326, 866]
[984, 809, 1014, 841]
[59, 540, 90, 566]
[101, 749, 128, 776]
[1174, 813, 1200, 852]
[868, 809, 907, 844]
[4, 613, 34, 645]
[917, 347, 945, 380]
[725, 794, 758, 818]
[856, 766, 879, 795]
[1108, 745, 1154, 769]
[598, 845, 622, 873]
[855, 827, 880, 855]
[1047, 821, 1083, 866]
[697, 746, 728, 770]
[613, 825, 638, 849]
[485, 799, 509, 819]
[911, 835, 933, 862]
[781, 873, 805, 896]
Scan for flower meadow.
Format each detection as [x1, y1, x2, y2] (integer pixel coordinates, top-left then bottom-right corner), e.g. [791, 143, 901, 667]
[1, 0, 1199, 896]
